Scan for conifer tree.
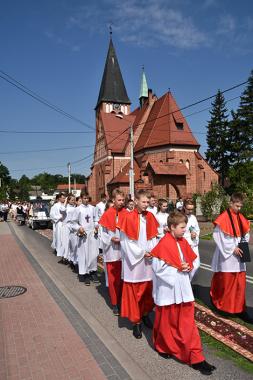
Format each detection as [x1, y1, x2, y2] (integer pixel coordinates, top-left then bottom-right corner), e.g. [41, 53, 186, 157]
[205, 90, 229, 186]
[236, 70, 253, 161]
[227, 110, 242, 165]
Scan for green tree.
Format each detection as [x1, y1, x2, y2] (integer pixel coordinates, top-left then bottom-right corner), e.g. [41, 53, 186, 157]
[201, 183, 228, 221]
[227, 110, 242, 165]
[236, 69, 253, 162]
[205, 90, 230, 186]
[18, 175, 31, 200]
[0, 162, 11, 199]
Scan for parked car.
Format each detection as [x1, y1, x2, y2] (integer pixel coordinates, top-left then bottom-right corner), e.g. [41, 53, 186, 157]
[28, 200, 52, 230]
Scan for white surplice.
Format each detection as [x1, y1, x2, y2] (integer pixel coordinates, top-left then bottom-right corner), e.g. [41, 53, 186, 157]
[183, 214, 200, 280]
[147, 206, 157, 216]
[211, 226, 248, 273]
[100, 227, 121, 263]
[152, 243, 194, 306]
[60, 204, 76, 260]
[50, 202, 66, 257]
[71, 204, 99, 275]
[120, 214, 157, 283]
[95, 201, 106, 249]
[155, 212, 169, 239]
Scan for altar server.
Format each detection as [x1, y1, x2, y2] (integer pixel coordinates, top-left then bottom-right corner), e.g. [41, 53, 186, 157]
[99, 189, 126, 315]
[119, 190, 159, 339]
[151, 211, 216, 375]
[71, 193, 99, 285]
[210, 193, 251, 318]
[49, 193, 66, 258]
[183, 199, 200, 280]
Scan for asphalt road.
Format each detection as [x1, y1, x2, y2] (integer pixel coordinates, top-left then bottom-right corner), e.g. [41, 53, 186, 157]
[193, 239, 253, 314]
[8, 221, 253, 380]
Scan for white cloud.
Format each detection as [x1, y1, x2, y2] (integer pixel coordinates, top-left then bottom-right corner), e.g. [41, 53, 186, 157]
[66, 0, 208, 49]
[217, 14, 236, 35]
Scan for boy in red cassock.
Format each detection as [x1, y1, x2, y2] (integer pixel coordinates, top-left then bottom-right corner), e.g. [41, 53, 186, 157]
[99, 189, 127, 316]
[151, 211, 216, 376]
[119, 190, 159, 339]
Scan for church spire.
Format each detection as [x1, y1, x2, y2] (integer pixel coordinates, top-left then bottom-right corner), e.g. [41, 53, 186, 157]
[96, 37, 131, 110]
[139, 66, 148, 108]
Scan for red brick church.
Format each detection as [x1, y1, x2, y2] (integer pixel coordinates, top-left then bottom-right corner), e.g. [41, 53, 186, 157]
[87, 37, 218, 202]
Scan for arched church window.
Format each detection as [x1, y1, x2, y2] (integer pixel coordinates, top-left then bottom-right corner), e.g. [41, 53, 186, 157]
[186, 160, 190, 170]
[179, 159, 183, 164]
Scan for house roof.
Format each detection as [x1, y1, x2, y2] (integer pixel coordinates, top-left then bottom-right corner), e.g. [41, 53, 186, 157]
[56, 184, 86, 190]
[108, 159, 141, 185]
[134, 92, 200, 152]
[147, 162, 190, 176]
[96, 38, 131, 109]
[100, 112, 136, 153]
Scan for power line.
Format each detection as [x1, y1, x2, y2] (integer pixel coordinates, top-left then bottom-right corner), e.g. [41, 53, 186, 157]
[0, 130, 94, 134]
[0, 145, 94, 155]
[0, 70, 95, 131]
[7, 79, 248, 173]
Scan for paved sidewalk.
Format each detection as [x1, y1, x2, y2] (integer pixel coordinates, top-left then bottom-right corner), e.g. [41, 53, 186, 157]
[2, 221, 253, 380]
[0, 224, 106, 380]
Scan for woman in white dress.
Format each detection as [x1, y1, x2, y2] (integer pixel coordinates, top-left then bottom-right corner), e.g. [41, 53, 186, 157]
[155, 199, 169, 240]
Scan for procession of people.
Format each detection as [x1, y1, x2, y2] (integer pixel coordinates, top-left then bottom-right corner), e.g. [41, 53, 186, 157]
[3, 189, 251, 376]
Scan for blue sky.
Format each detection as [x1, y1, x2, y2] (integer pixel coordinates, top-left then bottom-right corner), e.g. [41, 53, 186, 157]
[0, 0, 252, 179]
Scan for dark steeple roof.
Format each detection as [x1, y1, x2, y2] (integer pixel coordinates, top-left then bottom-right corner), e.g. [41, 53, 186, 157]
[96, 38, 131, 109]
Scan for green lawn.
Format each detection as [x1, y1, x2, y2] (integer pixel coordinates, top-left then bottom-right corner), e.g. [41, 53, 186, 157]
[200, 331, 253, 374]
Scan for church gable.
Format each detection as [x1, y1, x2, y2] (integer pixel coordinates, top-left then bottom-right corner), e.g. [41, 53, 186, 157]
[134, 92, 200, 152]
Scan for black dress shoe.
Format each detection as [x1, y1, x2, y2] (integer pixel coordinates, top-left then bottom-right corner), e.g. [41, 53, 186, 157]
[84, 274, 90, 286]
[202, 361, 216, 371]
[112, 305, 120, 316]
[79, 274, 85, 282]
[73, 264, 79, 273]
[133, 324, 142, 339]
[58, 258, 64, 264]
[192, 361, 213, 375]
[157, 352, 170, 359]
[237, 311, 253, 324]
[89, 271, 100, 284]
[142, 315, 153, 329]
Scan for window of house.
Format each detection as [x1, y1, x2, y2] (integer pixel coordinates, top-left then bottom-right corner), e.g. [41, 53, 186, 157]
[179, 159, 183, 164]
[186, 159, 190, 170]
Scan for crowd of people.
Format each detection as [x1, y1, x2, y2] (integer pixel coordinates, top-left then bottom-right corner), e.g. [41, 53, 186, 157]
[1, 189, 251, 376]
[47, 189, 251, 376]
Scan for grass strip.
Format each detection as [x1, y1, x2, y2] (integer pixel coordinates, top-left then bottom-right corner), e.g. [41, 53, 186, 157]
[200, 330, 253, 374]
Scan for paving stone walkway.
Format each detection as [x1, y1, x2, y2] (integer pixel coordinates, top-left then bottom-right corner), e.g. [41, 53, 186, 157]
[0, 225, 106, 380]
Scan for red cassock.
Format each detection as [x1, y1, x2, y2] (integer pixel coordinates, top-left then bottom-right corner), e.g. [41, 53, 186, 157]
[99, 207, 127, 306]
[106, 261, 122, 306]
[153, 303, 205, 365]
[121, 281, 154, 323]
[210, 272, 246, 313]
[151, 233, 204, 364]
[118, 209, 159, 323]
[210, 209, 250, 314]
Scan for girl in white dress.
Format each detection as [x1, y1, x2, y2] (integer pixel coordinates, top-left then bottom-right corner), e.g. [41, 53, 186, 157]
[155, 199, 169, 240]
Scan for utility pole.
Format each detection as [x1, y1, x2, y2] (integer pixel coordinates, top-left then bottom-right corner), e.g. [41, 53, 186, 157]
[67, 162, 71, 194]
[129, 125, 135, 200]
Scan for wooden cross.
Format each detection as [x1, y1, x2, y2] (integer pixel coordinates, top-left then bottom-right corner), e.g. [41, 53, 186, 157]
[85, 214, 91, 223]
